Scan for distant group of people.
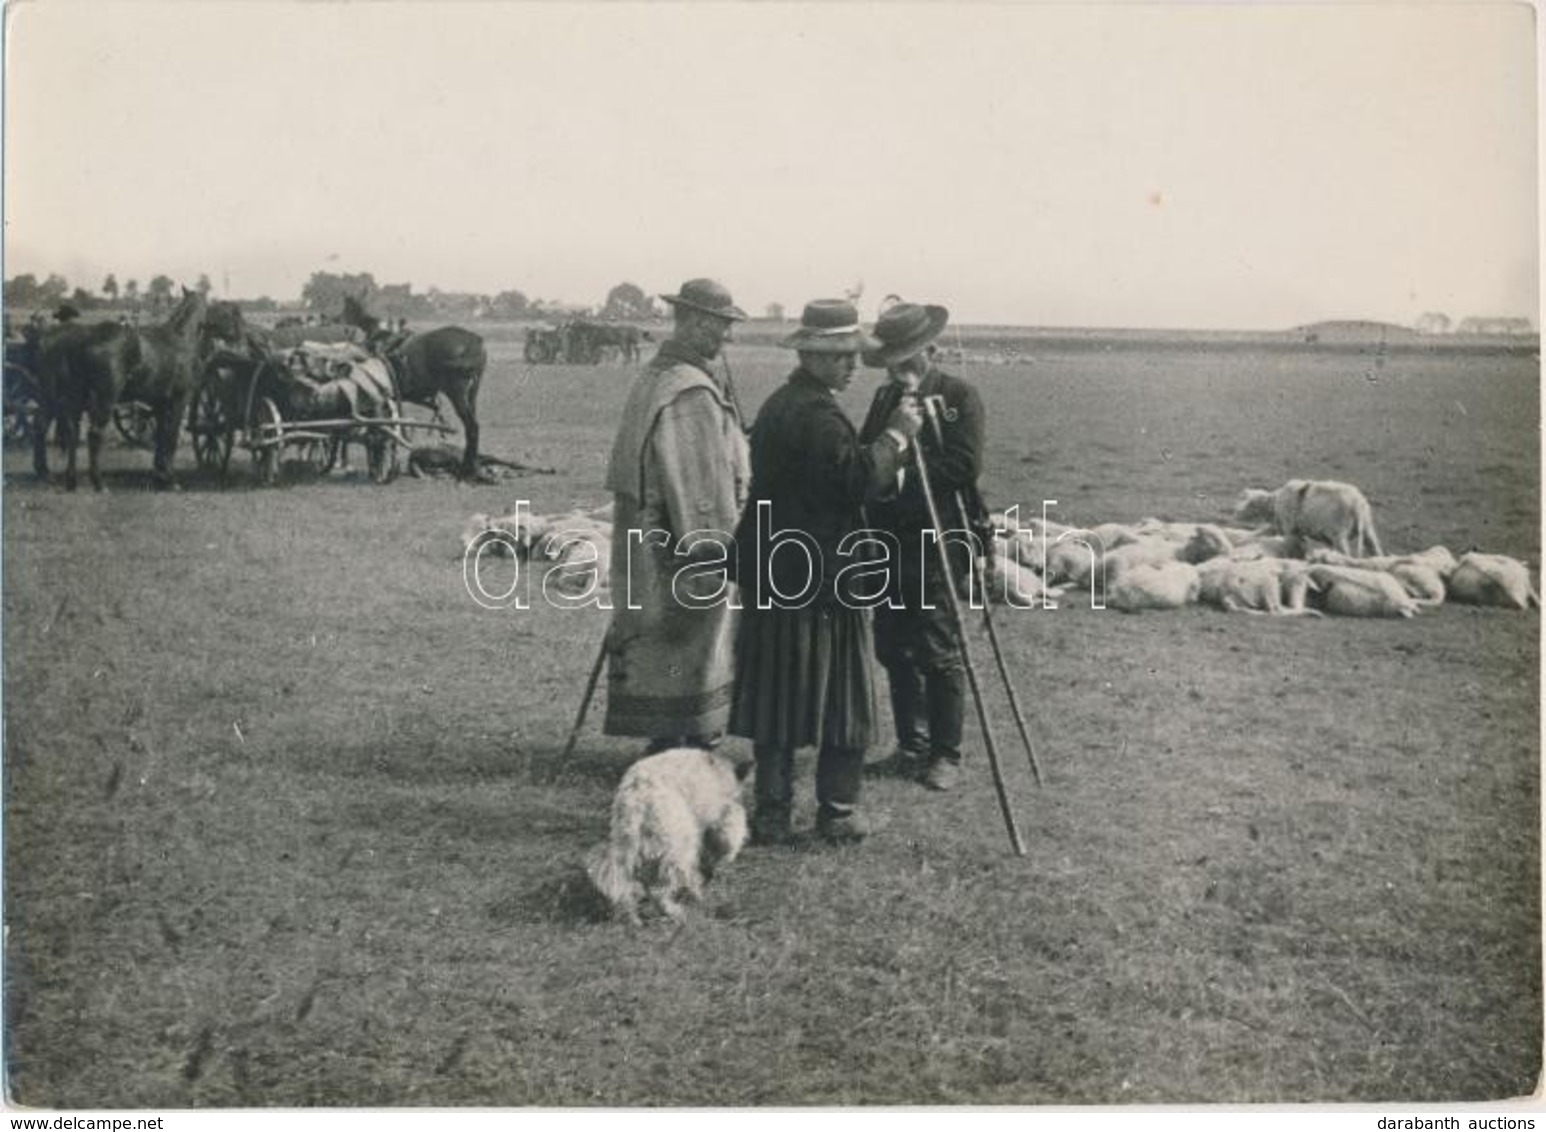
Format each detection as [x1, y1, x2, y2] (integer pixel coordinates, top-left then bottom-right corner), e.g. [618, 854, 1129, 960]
[601, 278, 985, 846]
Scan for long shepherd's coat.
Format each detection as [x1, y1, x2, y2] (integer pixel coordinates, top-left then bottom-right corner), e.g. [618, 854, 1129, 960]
[602, 340, 750, 741]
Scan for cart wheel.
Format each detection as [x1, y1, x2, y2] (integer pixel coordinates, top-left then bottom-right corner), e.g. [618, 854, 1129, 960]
[251, 397, 282, 485]
[112, 402, 155, 449]
[366, 401, 401, 484]
[190, 379, 233, 473]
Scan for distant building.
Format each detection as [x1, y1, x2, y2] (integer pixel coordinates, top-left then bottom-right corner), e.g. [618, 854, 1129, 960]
[1293, 320, 1419, 345]
[1455, 317, 1535, 336]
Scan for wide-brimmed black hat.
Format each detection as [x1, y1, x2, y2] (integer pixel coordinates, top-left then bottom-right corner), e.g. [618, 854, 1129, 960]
[861, 302, 949, 367]
[660, 278, 748, 322]
[781, 299, 877, 354]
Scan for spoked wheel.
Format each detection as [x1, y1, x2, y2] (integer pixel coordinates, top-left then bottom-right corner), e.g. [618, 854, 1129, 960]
[251, 397, 283, 486]
[365, 399, 401, 484]
[112, 401, 155, 449]
[190, 379, 233, 474]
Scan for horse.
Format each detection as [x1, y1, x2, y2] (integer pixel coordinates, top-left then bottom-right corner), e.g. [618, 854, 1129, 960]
[35, 289, 210, 490]
[341, 295, 488, 480]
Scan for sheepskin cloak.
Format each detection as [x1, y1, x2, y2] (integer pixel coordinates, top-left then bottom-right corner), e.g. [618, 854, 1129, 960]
[602, 341, 749, 740]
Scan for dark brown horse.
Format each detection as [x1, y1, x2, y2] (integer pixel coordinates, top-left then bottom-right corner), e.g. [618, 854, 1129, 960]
[341, 295, 488, 480]
[35, 289, 210, 490]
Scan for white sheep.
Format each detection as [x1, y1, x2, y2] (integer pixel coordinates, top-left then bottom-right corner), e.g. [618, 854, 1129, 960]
[1445, 552, 1540, 610]
[1306, 545, 1456, 607]
[1224, 559, 1322, 617]
[1196, 558, 1321, 617]
[1307, 565, 1421, 618]
[1234, 479, 1383, 557]
[1105, 561, 1201, 612]
[1306, 545, 1457, 577]
[988, 547, 1064, 606]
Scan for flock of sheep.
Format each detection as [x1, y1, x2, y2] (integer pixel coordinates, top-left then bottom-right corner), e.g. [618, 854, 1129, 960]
[990, 478, 1539, 617]
[461, 478, 1540, 618]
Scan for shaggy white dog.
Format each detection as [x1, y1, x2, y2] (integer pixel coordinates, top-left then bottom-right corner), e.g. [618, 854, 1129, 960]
[585, 747, 750, 924]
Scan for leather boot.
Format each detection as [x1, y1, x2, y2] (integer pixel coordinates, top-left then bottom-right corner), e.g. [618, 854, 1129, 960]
[884, 664, 929, 777]
[751, 744, 796, 845]
[924, 664, 966, 790]
[926, 663, 966, 765]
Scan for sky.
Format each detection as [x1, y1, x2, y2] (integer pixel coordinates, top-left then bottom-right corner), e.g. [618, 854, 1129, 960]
[2, 0, 1539, 330]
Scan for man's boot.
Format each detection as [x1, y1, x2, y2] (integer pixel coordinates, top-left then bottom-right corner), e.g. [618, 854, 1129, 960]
[923, 664, 966, 792]
[816, 745, 875, 844]
[884, 665, 929, 780]
[751, 744, 796, 845]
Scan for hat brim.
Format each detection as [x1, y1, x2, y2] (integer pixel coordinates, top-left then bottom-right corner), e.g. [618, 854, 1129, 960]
[661, 294, 749, 322]
[781, 329, 878, 354]
[861, 305, 950, 367]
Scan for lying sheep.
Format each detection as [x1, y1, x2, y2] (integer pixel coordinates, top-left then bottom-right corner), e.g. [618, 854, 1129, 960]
[1105, 561, 1201, 612]
[1227, 533, 1303, 560]
[1180, 524, 1233, 564]
[1307, 545, 1458, 576]
[989, 547, 1064, 606]
[1234, 479, 1383, 557]
[1307, 565, 1421, 618]
[1041, 529, 1106, 589]
[1306, 545, 1456, 608]
[1197, 558, 1321, 616]
[459, 507, 613, 595]
[1102, 537, 1185, 584]
[1389, 562, 1447, 607]
[992, 524, 1049, 572]
[1226, 559, 1321, 617]
[1445, 552, 1540, 610]
[460, 510, 524, 558]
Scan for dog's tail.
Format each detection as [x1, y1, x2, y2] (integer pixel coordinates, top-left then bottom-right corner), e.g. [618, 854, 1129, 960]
[584, 839, 639, 920]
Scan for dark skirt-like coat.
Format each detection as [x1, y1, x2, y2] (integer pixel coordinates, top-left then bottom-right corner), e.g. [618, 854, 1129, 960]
[730, 369, 906, 750]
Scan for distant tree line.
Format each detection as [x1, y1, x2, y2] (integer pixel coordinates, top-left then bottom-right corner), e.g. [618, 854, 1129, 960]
[300, 273, 665, 324]
[4, 271, 213, 315]
[8, 267, 670, 324]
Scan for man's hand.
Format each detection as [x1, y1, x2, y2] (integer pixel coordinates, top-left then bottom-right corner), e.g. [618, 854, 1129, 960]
[887, 398, 924, 439]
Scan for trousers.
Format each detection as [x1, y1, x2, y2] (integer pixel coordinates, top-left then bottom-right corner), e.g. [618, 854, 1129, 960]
[752, 742, 865, 827]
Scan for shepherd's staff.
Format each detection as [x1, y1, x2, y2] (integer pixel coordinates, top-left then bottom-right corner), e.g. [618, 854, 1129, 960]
[907, 405, 1027, 857]
[921, 395, 1044, 787]
[561, 630, 609, 758]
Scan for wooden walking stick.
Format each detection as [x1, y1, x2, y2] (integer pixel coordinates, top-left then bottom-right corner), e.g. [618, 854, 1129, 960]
[909, 411, 1027, 857]
[561, 632, 608, 758]
[965, 546, 1045, 787]
[920, 397, 1045, 787]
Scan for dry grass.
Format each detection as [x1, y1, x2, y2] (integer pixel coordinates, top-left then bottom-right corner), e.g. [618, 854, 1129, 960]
[2, 326, 1538, 1106]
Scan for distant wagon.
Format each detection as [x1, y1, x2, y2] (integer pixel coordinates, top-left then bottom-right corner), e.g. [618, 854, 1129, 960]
[523, 320, 646, 365]
[524, 324, 566, 365]
[189, 339, 450, 485]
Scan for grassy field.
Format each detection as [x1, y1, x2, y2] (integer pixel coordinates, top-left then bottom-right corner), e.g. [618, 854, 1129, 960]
[2, 323, 1539, 1106]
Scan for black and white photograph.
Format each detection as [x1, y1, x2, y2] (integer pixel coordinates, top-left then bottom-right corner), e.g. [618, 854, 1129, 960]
[2, 0, 1540, 1115]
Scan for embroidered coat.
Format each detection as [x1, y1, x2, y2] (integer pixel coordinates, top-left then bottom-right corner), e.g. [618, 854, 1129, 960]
[602, 340, 750, 739]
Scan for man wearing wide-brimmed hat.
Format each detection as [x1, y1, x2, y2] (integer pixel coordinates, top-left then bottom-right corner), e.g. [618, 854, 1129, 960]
[603, 278, 751, 752]
[857, 301, 987, 793]
[728, 299, 922, 845]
